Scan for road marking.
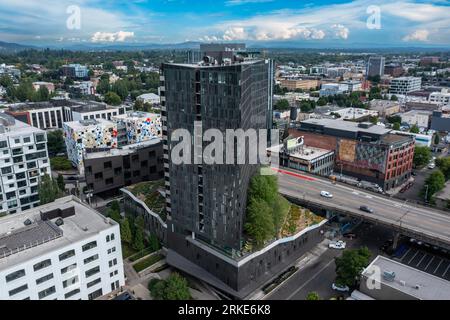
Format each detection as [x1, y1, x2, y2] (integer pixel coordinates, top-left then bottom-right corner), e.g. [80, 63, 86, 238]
[408, 251, 419, 264]
[416, 253, 427, 267]
[287, 258, 336, 300]
[366, 195, 373, 199]
[400, 248, 411, 260]
[442, 264, 450, 278]
[352, 191, 359, 195]
[425, 256, 435, 271]
[434, 259, 443, 274]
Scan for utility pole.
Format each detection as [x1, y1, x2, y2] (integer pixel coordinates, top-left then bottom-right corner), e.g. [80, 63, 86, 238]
[424, 185, 429, 203]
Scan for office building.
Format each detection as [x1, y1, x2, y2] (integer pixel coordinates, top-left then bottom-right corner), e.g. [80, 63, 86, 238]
[161, 45, 328, 297]
[367, 56, 385, 78]
[290, 119, 415, 190]
[66, 102, 125, 122]
[389, 77, 422, 95]
[319, 83, 344, 97]
[6, 103, 64, 130]
[0, 114, 51, 214]
[420, 56, 440, 66]
[384, 63, 404, 77]
[84, 139, 164, 195]
[32, 82, 55, 94]
[0, 196, 125, 300]
[60, 64, 89, 79]
[279, 78, 320, 91]
[137, 93, 160, 105]
[360, 256, 450, 300]
[369, 100, 401, 117]
[339, 80, 362, 92]
[429, 89, 450, 106]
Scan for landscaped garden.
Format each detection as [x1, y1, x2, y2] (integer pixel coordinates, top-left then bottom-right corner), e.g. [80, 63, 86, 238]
[128, 180, 167, 221]
[133, 253, 164, 273]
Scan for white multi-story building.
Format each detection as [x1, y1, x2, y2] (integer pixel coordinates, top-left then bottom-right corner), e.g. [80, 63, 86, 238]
[67, 103, 124, 122]
[429, 88, 450, 106]
[0, 196, 125, 300]
[319, 83, 344, 97]
[6, 103, 64, 130]
[389, 77, 422, 95]
[0, 114, 51, 214]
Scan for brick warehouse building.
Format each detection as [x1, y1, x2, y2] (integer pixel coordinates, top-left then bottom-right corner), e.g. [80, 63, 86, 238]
[289, 119, 415, 191]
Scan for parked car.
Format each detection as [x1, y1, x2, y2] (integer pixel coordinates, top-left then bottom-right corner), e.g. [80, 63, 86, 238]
[359, 205, 374, 213]
[329, 240, 346, 250]
[343, 233, 357, 239]
[428, 163, 436, 169]
[332, 283, 350, 292]
[320, 191, 333, 198]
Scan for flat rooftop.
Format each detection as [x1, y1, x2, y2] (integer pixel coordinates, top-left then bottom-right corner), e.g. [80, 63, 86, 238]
[0, 117, 44, 137]
[0, 196, 117, 271]
[84, 138, 161, 160]
[300, 118, 392, 135]
[64, 118, 113, 130]
[362, 255, 450, 300]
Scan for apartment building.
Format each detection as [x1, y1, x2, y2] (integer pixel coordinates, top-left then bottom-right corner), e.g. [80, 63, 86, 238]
[367, 56, 385, 78]
[389, 77, 422, 95]
[429, 89, 450, 106]
[60, 64, 89, 79]
[0, 196, 125, 300]
[6, 103, 64, 130]
[0, 114, 51, 214]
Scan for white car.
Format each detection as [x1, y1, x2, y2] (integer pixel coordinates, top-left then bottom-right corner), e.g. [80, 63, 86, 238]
[329, 240, 346, 250]
[332, 283, 350, 292]
[428, 163, 436, 169]
[320, 191, 333, 198]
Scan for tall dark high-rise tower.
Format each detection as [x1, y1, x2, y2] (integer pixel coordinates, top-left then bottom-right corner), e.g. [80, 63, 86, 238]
[160, 44, 275, 294]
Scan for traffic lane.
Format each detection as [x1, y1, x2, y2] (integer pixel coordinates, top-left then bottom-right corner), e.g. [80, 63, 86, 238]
[278, 174, 450, 242]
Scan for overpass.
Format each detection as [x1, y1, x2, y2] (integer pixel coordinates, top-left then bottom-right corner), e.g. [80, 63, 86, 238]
[275, 168, 450, 251]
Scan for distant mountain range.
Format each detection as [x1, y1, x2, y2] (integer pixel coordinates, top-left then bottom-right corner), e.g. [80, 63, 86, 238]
[0, 39, 448, 53]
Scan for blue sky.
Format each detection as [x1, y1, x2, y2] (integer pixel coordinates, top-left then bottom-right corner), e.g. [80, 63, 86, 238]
[0, 0, 449, 47]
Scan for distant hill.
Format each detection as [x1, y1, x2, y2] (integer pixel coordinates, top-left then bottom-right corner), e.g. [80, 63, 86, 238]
[0, 41, 36, 52]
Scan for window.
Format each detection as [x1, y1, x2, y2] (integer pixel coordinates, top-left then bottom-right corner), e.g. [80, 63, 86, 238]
[110, 270, 119, 277]
[108, 258, 118, 268]
[105, 178, 114, 185]
[111, 233, 115, 241]
[65, 289, 80, 299]
[104, 161, 112, 169]
[88, 288, 103, 300]
[38, 286, 56, 299]
[85, 266, 100, 278]
[87, 278, 101, 288]
[36, 273, 54, 285]
[9, 284, 28, 297]
[84, 254, 99, 265]
[1, 166, 12, 175]
[59, 249, 75, 261]
[24, 137, 31, 143]
[94, 172, 103, 180]
[82, 241, 97, 252]
[63, 276, 79, 288]
[14, 138, 20, 144]
[107, 247, 116, 254]
[33, 259, 52, 272]
[5, 269, 25, 283]
[61, 263, 77, 275]
[114, 167, 122, 175]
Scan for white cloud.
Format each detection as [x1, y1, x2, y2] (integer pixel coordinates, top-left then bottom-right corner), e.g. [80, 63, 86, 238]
[91, 31, 134, 42]
[331, 24, 349, 39]
[403, 29, 430, 42]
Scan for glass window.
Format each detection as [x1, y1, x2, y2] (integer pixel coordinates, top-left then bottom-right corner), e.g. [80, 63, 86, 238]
[61, 263, 77, 275]
[85, 266, 100, 278]
[84, 254, 99, 265]
[62, 276, 79, 288]
[33, 259, 52, 272]
[82, 241, 97, 252]
[59, 249, 75, 261]
[36, 273, 54, 285]
[38, 286, 56, 299]
[9, 284, 28, 297]
[87, 278, 101, 288]
[5, 269, 25, 283]
[65, 289, 81, 299]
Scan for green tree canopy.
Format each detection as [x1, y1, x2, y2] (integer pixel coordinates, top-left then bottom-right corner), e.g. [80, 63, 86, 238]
[120, 218, 132, 244]
[410, 124, 420, 134]
[436, 157, 450, 181]
[306, 292, 320, 300]
[434, 134, 441, 145]
[148, 273, 192, 300]
[38, 174, 64, 205]
[421, 170, 446, 202]
[335, 247, 371, 287]
[47, 130, 66, 157]
[57, 174, 65, 192]
[393, 122, 401, 131]
[104, 91, 122, 105]
[132, 227, 145, 252]
[275, 99, 290, 111]
[413, 146, 432, 168]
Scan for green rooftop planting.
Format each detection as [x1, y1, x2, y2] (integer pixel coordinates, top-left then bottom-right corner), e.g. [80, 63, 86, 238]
[128, 180, 167, 221]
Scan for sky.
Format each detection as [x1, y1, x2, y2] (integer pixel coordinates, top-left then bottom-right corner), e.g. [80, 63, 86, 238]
[0, 0, 449, 47]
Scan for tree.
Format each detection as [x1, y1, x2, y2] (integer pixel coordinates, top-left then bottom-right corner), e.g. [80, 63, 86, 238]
[245, 199, 274, 248]
[306, 292, 320, 300]
[36, 86, 50, 101]
[434, 134, 441, 145]
[38, 174, 63, 205]
[317, 97, 328, 106]
[104, 91, 122, 105]
[148, 233, 161, 252]
[120, 218, 132, 244]
[410, 124, 420, 134]
[391, 95, 398, 101]
[57, 174, 65, 192]
[436, 157, 450, 181]
[112, 80, 129, 100]
[393, 122, 401, 131]
[47, 130, 66, 157]
[335, 247, 371, 287]
[108, 209, 121, 223]
[96, 78, 110, 94]
[275, 99, 290, 111]
[369, 116, 379, 125]
[133, 227, 145, 252]
[163, 273, 192, 300]
[109, 200, 120, 213]
[421, 170, 446, 202]
[50, 157, 72, 171]
[387, 115, 401, 124]
[413, 146, 432, 168]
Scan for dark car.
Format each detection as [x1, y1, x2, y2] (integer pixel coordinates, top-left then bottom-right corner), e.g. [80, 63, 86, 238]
[411, 171, 417, 176]
[343, 233, 357, 239]
[359, 205, 374, 213]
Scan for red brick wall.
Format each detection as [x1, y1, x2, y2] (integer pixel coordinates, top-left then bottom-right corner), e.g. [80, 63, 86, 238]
[288, 130, 338, 151]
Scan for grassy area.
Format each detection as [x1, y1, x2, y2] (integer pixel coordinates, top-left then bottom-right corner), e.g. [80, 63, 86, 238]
[122, 242, 137, 259]
[133, 254, 164, 273]
[280, 205, 324, 238]
[129, 247, 158, 262]
[50, 156, 73, 171]
[128, 180, 167, 221]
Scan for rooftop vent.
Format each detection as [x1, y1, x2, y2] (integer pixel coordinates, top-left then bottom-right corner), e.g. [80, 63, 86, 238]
[55, 218, 64, 227]
[23, 219, 32, 226]
[82, 227, 89, 232]
[414, 285, 421, 290]
[383, 270, 396, 281]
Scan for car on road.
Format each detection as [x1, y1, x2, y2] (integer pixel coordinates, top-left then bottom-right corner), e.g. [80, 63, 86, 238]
[329, 240, 346, 250]
[320, 191, 333, 198]
[332, 283, 350, 292]
[359, 205, 374, 213]
[66, 176, 78, 181]
[428, 163, 436, 169]
[343, 233, 357, 239]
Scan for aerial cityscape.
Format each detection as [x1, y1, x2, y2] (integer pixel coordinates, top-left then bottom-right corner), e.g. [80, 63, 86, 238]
[0, 0, 449, 308]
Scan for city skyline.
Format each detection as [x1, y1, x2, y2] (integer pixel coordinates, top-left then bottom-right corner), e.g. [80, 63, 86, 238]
[0, 0, 449, 48]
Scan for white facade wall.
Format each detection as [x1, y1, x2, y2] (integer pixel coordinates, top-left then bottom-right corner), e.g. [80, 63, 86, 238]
[389, 77, 422, 95]
[29, 107, 64, 130]
[0, 224, 124, 300]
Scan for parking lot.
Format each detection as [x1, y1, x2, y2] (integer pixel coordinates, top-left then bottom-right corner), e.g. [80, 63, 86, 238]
[394, 245, 450, 281]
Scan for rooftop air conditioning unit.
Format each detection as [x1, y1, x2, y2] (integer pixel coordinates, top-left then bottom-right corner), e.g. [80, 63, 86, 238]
[55, 218, 64, 227]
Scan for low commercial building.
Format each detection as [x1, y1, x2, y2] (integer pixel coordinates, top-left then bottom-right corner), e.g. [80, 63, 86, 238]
[279, 78, 320, 91]
[60, 64, 89, 79]
[84, 139, 164, 195]
[429, 89, 450, 106]
[32, 82, 55, 94]
[0, 196, 125, 300]
[401, 110, 432, 129]
[333, 107, 378, 121]
[392, 131, 433, 147]
[0, 114, 51, 214]
[136, 93, 160, 105]
[339, 80, 362, 92]
[112, 112, 162, 144]
[290, 119, 415, 190]
[389, 77, 422, 95]
[369, 99, 400, 117]
[360, 256, 450, 300]
[319, 83, 344, 97]
[431, 111, 450, 132]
